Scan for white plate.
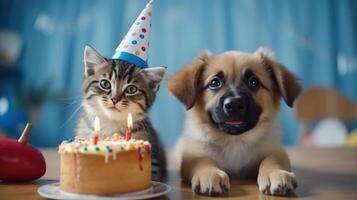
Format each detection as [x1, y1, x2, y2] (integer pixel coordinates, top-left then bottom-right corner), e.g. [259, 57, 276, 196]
[37, 181, 171, 200]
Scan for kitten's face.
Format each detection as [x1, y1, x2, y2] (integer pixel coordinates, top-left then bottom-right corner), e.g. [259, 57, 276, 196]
[82, 45, 166, 121]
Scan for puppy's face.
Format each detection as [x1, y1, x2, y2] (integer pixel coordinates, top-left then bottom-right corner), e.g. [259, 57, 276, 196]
[168, 48, 301, 137]
[203, 52, 274, 135]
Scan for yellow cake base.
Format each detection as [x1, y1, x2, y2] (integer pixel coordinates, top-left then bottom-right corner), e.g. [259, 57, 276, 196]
[60, 150, 151, 195]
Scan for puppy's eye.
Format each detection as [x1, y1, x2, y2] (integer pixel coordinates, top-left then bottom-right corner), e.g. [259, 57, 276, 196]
[209, 77, 223, 90]
[100, 80, 111, 90]
[125, 85, 138, 95]
[248, 76, 260, 90]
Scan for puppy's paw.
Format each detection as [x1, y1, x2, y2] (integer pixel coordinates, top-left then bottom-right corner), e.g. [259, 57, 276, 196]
[258, 169, 297, 196]
[191, 168, 230, 196]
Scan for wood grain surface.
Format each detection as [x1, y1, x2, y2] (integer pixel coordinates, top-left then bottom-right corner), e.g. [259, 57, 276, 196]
[1, 147, 356, 200]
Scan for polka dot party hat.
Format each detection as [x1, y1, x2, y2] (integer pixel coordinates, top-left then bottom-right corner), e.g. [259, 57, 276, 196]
[112, 0, 154, 68]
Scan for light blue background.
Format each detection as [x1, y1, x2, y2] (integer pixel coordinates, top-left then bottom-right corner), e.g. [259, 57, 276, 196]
[0, 0, 356, 147]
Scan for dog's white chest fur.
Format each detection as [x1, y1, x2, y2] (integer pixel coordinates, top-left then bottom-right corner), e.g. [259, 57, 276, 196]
[173, 117, 283, 175]
[215, 138, 260, 173]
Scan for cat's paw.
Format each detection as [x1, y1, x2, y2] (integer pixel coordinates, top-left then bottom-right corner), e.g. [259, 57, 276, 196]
[191, 167, 230, 196]
[258, 169, 298, 196]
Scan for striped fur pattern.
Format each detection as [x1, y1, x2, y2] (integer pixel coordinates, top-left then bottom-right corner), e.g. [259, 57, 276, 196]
[77, 45, 167, 180]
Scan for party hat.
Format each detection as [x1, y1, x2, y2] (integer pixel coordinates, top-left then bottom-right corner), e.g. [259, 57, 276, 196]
[112, 0, 154, 68]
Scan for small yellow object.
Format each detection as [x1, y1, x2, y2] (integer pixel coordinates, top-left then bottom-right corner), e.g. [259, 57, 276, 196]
[345, 130, 357, 147]
[113, 133, 120, 141]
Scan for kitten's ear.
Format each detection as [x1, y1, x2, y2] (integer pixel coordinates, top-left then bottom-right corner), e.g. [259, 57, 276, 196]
[142, 67, 167, 92]
[84, 45, 107, 77]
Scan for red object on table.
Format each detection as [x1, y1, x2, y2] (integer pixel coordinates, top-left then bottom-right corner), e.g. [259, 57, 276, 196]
[0, 123, 46, 182]
[93, 133, 99, 145]
[125, 130, 132, 141]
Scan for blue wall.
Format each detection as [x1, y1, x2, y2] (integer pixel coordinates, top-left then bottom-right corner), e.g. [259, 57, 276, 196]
[0, 0, 356, 147]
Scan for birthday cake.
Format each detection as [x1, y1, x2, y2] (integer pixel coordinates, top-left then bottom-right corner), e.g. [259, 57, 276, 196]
[58, 136, 152, 195]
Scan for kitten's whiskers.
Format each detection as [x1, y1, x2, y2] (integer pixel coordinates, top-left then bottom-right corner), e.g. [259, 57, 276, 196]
[60, 103, 83, 128]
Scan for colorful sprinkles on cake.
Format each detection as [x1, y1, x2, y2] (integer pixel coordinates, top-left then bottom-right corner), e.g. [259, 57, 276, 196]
[58, 115, 150, 164]
[58, 135, 151, 165]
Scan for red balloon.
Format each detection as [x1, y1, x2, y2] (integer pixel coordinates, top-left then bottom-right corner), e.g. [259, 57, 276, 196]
[0, 137, 46, 182]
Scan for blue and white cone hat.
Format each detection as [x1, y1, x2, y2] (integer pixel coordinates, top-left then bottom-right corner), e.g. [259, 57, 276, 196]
[112, 0, 154, 68]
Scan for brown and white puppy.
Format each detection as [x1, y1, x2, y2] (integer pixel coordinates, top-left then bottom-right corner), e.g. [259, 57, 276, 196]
[167, 48, 301, 196]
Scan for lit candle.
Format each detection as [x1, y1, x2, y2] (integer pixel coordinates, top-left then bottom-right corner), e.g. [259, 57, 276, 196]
[93, 116, 100, 145]
[125, 112, 133, 141]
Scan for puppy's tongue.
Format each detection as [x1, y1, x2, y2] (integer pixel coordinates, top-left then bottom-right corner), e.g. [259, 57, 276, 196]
[225, 121, 243, 126]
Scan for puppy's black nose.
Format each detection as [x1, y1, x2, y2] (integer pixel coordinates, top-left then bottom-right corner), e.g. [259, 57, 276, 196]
[223, 97, 246, 116]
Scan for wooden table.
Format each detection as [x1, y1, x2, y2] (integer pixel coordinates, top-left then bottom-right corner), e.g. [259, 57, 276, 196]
[1, 148, 357, 200]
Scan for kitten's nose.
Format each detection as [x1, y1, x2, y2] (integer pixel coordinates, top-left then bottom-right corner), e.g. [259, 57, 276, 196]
[111, 97, 120, 105]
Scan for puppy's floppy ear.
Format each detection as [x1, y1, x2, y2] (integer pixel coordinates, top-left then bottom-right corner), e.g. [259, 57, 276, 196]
[167, 59, 206, 110]
[255, 48, 302, 107]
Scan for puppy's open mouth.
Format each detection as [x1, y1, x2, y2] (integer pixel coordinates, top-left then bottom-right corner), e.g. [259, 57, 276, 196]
[216, 120, 250, 135]
[209, 113, 251, 135]
[224, 120, 244, 126]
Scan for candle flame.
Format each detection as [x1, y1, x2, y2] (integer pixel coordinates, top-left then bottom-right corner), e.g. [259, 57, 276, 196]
[127, 112, 133, 130]
[94, 116, 100, 132]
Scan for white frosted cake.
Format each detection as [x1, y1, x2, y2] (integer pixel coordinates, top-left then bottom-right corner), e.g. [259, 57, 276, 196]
[58, 135, 151, 195]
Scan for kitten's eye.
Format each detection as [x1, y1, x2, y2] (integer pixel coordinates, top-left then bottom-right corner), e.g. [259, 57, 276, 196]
[209, 77, 223, 90]
[248, 76, 260, 90]
[125, 85, 138, 95]
[100, 80, 111, 90]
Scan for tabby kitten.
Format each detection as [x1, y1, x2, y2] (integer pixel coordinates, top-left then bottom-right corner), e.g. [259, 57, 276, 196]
[76, 45, 167, 180]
